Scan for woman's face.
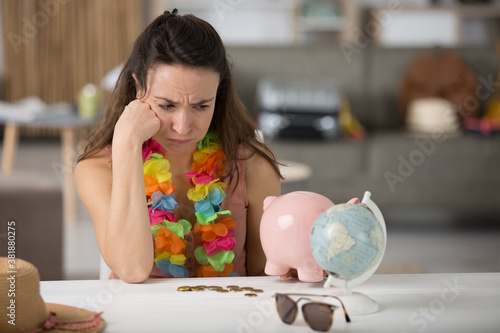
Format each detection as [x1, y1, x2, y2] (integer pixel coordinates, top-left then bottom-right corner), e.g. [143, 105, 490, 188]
[137, 64, 219, 154]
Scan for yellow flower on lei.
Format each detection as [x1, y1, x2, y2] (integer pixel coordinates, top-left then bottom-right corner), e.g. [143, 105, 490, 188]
[187, 178, 227, 202]
[144, 157, 172, 184]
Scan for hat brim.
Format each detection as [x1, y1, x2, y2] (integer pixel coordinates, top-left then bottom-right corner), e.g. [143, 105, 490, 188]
[43, 303, 106, 333]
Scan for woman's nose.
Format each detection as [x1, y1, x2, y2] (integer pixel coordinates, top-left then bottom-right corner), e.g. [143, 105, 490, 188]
[172, 109, 191, 135]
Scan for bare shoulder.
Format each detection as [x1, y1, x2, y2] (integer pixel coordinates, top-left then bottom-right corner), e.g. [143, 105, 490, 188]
[74, 148, 112, 180]
[245, 146, 280, 195]
[74, 148, 112, 198]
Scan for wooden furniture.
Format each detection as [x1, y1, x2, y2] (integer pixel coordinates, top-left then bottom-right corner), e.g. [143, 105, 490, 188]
[1, 0, 142, 104]
[0, 114, 95, 225]
[39, 273, 500, 332]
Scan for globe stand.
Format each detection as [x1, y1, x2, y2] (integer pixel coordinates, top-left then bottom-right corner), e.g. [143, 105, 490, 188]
[322, 191, 387, 315]
[324, 278, 380, 315]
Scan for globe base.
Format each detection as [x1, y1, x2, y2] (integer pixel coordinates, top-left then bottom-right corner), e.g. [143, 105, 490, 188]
[338, 292, 379, 315]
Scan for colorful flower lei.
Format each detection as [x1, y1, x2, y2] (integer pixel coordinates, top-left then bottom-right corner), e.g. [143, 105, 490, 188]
[143, 130, 238, 278]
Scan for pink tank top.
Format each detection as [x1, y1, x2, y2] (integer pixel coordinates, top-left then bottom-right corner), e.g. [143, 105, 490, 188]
[107, 145, 249, 279]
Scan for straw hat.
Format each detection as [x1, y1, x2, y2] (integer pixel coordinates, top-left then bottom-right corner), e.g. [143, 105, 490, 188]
[405, 97, 461, 135]
[0, 257, 105, 332]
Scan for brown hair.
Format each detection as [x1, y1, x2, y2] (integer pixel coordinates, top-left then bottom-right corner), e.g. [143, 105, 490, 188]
[78, 10, 281, 182]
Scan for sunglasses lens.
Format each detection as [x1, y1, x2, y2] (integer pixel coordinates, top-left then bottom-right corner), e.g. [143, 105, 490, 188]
[302, 303, 333, 332]
[276, 294, 297, 325]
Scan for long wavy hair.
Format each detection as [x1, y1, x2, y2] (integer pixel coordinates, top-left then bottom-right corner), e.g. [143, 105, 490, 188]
[78, 10, 281, 183]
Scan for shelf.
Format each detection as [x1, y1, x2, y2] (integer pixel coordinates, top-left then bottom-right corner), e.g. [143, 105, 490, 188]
[159, 0, 358, 45]
[297, 16, 345, 32]
[294, 0, 358, 43]
[362, 4, 500, 47]
[372, 4, 500, 18]
[449, 4, 500, 18]
[167, 0, 297, 10]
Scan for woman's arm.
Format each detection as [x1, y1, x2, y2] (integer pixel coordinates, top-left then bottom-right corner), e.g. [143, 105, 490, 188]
[74, 144, 153, 283]
[75, 100, 160, 283]
[245, 151, 281, 276]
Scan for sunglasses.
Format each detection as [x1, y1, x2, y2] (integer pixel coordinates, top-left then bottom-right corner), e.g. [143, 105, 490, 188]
[273, 293, 351, 332]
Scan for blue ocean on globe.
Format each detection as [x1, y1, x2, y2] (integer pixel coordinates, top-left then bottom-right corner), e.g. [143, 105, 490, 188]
[310, 204, 385, 279]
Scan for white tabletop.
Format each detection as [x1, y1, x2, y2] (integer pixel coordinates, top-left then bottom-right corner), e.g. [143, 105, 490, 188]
[40, 273, 500, 333]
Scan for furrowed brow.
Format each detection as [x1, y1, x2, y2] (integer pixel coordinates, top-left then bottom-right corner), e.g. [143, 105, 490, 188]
[154, 96, 215, 105]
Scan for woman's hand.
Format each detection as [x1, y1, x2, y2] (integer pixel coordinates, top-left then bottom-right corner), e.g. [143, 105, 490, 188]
[114, 99, 160, 145]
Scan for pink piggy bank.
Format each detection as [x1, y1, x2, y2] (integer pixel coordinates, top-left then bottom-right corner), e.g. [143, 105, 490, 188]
[260, 191, 334, 282]
[260, 191, 359, 282]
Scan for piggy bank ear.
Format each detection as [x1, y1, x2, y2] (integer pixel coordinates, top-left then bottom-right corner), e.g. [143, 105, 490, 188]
[263, 196, 277, 210]
[347, 197, 360, 204]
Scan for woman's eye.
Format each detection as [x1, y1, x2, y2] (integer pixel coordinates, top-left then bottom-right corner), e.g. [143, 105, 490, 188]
[159, 104, 174, 110]
[195, 105, 209, 111]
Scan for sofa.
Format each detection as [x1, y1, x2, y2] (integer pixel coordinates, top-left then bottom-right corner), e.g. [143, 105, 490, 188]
[0, 172, 63, 280]
[227, 45, 500, 226]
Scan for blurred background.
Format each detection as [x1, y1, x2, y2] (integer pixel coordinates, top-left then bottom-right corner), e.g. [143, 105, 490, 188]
[0, 0, 499, 280]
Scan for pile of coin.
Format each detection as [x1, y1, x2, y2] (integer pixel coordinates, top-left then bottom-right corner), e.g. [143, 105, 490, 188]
[177, 285, 264, 297]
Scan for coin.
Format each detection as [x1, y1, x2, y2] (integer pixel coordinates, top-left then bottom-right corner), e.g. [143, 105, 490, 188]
[241, 287, 254, 291]
[229, 288, 243, 292]
[208, 286, 222, 291]
[191, 287, 205, 292]
[226, 285, 239, 289]
[177, 288, 192, 292]
[244, 293, 258, 297]
[217, 289, 229, 293]
[194, 285, 207, 289]
[251, 289, 264, 293]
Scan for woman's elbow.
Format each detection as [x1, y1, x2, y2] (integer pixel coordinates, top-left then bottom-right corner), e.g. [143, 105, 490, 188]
[118, 269, 150, 283]
[114, 262, 152, 283]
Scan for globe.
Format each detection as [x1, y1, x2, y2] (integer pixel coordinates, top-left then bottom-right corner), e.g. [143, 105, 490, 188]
[310, 191, 387, 315]
[310, 203, 385, 279]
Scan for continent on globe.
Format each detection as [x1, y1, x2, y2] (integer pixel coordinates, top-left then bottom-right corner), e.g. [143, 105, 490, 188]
[326, 222, 356, 260]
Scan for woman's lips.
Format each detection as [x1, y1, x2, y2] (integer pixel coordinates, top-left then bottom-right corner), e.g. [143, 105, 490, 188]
[169, 139, 191, 145]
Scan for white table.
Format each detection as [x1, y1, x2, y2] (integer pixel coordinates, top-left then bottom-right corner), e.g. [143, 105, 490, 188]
[40, 273, 500, 333]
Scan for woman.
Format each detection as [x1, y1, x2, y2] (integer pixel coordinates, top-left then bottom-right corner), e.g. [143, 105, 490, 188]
[75, 10, 281, 283]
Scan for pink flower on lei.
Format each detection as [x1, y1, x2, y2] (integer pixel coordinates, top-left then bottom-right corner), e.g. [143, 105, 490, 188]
[202, 229, 236, 256]
[148, 207, 176, 226]
[142, 140, 163, 161]
[185, 164, 217, 185]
